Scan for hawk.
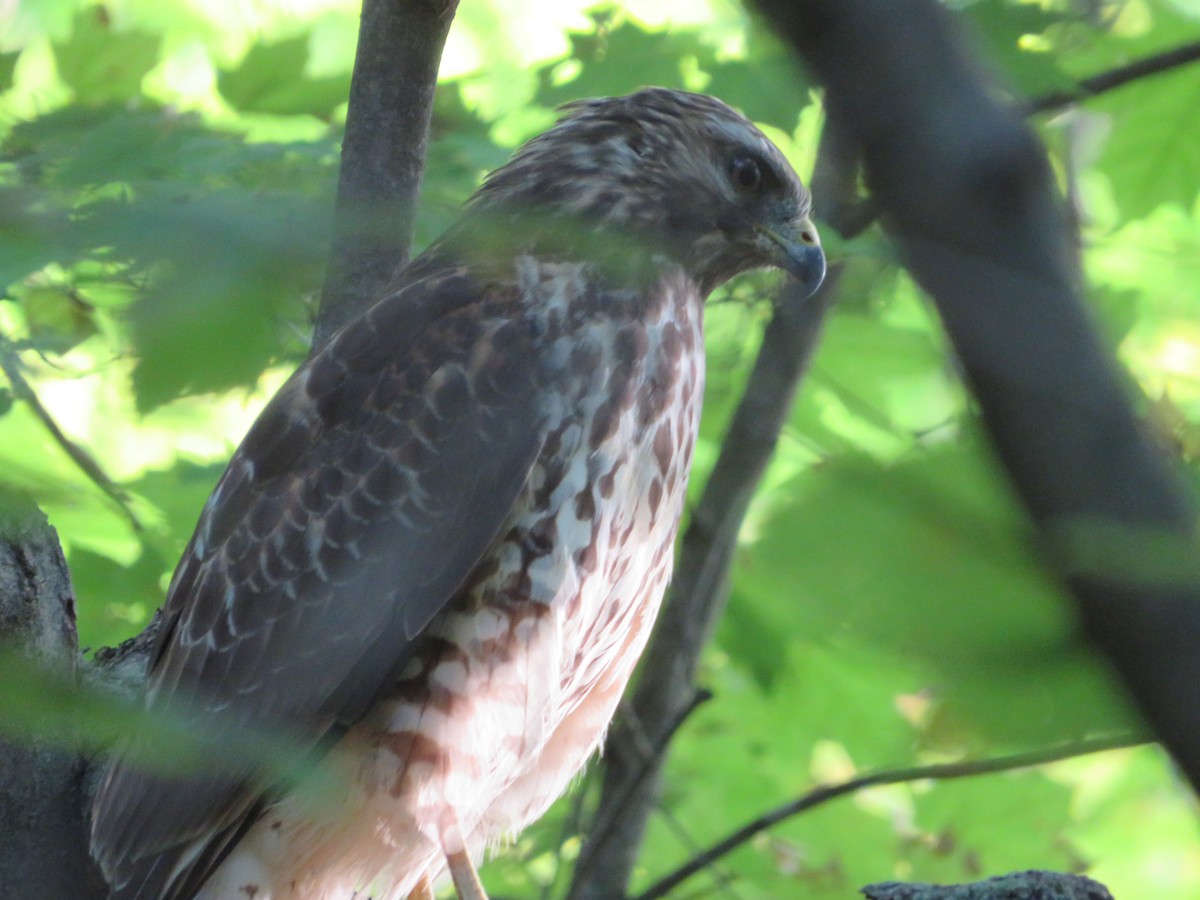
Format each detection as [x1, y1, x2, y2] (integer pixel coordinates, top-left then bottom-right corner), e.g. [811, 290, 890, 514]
[91, 88, 825, 900]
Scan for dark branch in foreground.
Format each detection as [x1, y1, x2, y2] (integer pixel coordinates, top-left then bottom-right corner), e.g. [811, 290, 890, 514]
[1028, 40, 1200, 114]
[0, 494, 106, 897]
[756, 0, 1200, 789]
[634, 734, 1143, 900]
[837, 40, 1200, 242]
[312, 0, 460, 348]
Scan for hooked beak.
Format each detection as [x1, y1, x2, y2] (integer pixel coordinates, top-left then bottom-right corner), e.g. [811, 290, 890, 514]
[758, 217, 826, 299]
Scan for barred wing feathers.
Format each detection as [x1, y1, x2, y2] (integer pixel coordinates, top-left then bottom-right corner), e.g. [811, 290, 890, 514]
[91, 269, 547, 899]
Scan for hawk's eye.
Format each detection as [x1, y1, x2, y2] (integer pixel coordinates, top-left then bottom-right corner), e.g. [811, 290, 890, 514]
[729, 155, 763, 192]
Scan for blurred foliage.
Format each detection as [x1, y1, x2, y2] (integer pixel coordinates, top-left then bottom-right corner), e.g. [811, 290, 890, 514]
[0, 0, 1198, 897]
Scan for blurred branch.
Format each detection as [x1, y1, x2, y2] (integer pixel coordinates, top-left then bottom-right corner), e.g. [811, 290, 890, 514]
[0, 333, 142, 532]
[754, 0, 1200, 793]
[635, 734, 1142, 900]
[862, 870, 1113, 900]
[568, 123, 856, 900]
[312, 0, 461, 348]
[0, 492, 105, 897]
[1028, 40, 1200, 114]
[833, 39, 1200, 241]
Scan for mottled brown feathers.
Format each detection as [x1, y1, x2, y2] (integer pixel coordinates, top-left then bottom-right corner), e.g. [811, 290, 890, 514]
[91, 88, 822, 900]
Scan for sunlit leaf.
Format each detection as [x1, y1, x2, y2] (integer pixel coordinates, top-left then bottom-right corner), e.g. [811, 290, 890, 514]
[51, 8, 160, 105]
[738, 443, 1139, 743]
[218, 37, 351, 119]
[961, 0, 1074, 97]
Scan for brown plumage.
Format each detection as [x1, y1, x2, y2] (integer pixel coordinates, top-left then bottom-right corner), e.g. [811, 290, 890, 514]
[90, 88, 824, 900]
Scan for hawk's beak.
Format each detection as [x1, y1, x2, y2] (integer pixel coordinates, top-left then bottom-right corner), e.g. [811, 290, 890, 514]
[759, 218, 826, 299]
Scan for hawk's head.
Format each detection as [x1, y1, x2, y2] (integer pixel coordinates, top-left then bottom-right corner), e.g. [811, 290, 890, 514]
[458, 88, 825, 297]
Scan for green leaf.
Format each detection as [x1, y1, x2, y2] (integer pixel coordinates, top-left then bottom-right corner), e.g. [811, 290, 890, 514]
[1094, 63, 1200, 218]
[69, 546, 168, 649]
[0, 51, 19, 93]
[908, 771, 1077, 880]
[18, 284, 98, 353]
[52, 8, 160, 105]
[218, 37, 351, 119]
[703, 28, 811, 132]
[0, 186, 74, 288]
[737, 442, 1138, 743]
[961, 0, 1074, 97]
[73, 188, 326, 409]
[126, 459, 225, 561]
[535, 17, 706, 108]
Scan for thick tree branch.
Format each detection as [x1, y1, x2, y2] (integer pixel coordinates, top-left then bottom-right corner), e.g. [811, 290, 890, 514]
[0, 493, 106, 897]
[635, 734, 1142, 900]
[754, 0, 1200, 792]
[838, 40, 1200, 242]
[312, 0, 460, 348]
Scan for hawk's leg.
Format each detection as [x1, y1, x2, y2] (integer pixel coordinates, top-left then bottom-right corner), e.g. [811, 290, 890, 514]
[439, 810, 489, 900]
[446, 849, 488, 900]
[407, 875, 436, 900]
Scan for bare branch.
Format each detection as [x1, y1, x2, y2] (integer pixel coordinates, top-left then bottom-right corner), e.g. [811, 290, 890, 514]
[634, 734, 1143, 900]
[1028, 40, 1200, 114]
[312, 0, 461, 348]
[0, 333, 142, 533]
[754, 0, 1200, 791]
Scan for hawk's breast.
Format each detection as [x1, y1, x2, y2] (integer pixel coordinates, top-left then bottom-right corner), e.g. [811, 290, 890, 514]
[205, 258, 706, 899]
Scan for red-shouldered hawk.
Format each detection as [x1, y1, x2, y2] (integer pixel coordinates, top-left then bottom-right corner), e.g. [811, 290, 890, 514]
[91, 88, 824, 900]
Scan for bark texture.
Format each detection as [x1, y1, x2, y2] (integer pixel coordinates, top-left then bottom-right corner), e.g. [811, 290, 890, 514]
[0, 493, 106, 897]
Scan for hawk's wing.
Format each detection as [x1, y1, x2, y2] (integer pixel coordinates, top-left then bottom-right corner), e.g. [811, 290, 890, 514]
[91, 268, 547, 899]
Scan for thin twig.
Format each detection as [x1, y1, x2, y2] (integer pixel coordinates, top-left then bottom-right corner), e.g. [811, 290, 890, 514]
[634, 734, 1147, 900]
[1028, 40, 1200, 115]
[0, 332, 142, 532]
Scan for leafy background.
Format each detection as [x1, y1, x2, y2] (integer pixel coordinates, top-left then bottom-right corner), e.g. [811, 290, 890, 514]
[1, 0, 1198, 896]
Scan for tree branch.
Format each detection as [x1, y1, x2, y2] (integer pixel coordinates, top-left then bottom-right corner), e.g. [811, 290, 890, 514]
[0, 492, 106, 897]
[862, 870, 1113, 900]
[0, 333, 142, 533]
[312, 0, 460, 348]
[634, 734, 1143, 900]
[754, 0, 1200, 791]
[1028, 40, 1200, 115]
